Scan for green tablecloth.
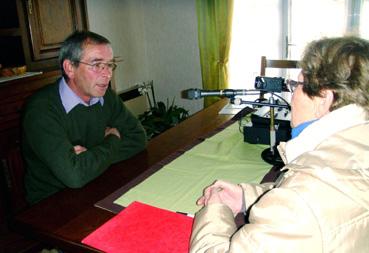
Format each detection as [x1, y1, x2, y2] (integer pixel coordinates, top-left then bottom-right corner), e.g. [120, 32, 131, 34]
[115, 122, 270, 214]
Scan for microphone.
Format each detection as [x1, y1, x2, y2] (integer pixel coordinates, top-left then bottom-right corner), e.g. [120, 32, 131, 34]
[181, 88, 250, 99]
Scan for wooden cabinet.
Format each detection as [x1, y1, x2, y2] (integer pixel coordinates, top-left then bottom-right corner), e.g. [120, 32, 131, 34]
[0, 0, 87, 246]
[26, 0, 88, 63]
[0, 0, 88, 72]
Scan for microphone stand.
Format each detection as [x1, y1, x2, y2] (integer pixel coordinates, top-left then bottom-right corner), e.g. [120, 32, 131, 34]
[230, 94, 287, 166]
[260, 95, 284, 166]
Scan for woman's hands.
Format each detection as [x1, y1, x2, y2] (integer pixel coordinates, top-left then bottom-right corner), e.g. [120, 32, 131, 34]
[197, 180, 243, 216]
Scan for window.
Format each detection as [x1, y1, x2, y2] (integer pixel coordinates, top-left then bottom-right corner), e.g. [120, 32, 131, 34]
[228, 0, 282, 89]
[288, 0, 346, 60]
[229, 0, 369, 89]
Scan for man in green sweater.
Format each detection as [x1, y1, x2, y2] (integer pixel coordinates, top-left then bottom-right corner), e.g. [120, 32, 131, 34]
[22, 31, 147, 204]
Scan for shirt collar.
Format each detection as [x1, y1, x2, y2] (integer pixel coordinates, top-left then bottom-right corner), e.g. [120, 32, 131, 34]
[291, 119, 318, 139]
[59, 78, 104, 114]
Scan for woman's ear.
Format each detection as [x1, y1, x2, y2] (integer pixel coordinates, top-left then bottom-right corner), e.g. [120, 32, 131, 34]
[315, 90, 334, 118]
[62, 60, 75, 80]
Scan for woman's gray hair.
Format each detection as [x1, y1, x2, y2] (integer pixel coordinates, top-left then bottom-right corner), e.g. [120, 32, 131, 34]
[299, 36, 369, 115]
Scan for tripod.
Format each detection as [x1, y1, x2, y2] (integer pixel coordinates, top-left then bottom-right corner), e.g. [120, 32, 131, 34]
[231, 93, 289, 166]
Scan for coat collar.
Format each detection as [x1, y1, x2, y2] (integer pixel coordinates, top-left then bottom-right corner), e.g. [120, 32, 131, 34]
[278, 104, 368, 164]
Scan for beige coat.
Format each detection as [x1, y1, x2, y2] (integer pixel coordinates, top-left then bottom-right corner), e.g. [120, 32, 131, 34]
[190, 104, 369, 253]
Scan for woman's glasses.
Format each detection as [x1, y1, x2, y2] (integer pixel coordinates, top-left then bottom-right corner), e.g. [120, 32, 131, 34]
[286, 79, 304, 92]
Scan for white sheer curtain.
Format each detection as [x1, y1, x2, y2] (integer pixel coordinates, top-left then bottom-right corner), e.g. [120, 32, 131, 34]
[360, 0, 369, 38]
[228, 0, 282, 90]
[289, 0, 347, 60]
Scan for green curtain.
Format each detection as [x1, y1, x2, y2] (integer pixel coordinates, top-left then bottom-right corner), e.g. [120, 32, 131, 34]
[196, 0, 234, 107]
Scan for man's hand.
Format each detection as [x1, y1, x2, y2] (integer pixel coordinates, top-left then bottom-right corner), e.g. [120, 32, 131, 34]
[197, 180, 243, 216]
[105, 127, 121, 139]
[73, 145, 87, 155]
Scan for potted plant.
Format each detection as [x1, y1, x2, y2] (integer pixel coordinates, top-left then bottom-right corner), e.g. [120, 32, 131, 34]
[137, 81, 189, 140]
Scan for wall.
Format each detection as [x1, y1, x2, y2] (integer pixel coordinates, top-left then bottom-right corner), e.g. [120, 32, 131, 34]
[86, 0, 203, 114]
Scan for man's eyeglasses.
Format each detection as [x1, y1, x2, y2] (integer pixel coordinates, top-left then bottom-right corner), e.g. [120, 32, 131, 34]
[286, 79, 304, 92]
[75, 61, 117, 72]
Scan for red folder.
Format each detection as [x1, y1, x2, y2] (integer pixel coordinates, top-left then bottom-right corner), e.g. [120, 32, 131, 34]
[82, 201, 194, 253]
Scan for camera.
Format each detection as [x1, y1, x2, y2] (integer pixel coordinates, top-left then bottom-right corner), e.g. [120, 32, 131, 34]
[254, 76, 284, 92]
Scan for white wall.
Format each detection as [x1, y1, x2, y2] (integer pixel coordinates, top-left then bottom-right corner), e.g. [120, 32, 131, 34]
[86, 0, 203, 114]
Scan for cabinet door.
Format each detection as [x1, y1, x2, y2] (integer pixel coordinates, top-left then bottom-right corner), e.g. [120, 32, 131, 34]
[26, 0, 88, 61]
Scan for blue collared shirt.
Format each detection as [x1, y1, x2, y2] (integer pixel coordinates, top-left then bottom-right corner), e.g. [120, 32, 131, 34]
[59, 78, 104, 114]
[291, 119, 318, 139]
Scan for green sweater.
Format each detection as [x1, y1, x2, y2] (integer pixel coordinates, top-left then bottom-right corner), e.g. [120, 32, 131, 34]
[22, 81, 147, 204]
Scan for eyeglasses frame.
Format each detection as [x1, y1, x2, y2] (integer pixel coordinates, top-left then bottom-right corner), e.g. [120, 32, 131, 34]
[74, 61, 117, 72]
[286, 79, 305, 92]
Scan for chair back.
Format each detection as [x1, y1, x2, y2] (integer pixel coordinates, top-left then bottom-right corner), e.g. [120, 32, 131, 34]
[260, 56, 299, 76]
[118, 84, 150, 117]
[0, 71, 60, 224]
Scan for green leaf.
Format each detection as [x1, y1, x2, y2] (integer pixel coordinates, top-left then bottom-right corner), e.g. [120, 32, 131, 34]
[138, 98, 189, 140]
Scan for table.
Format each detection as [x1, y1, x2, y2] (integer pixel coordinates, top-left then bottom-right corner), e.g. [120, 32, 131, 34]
[11, 99, 239, 252]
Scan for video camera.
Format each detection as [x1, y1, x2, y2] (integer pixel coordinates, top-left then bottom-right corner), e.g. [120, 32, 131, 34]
[254, 76, 285, 93]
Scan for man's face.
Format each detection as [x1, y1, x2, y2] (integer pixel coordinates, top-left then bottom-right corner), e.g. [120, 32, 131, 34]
[67, 43, 114, 103]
